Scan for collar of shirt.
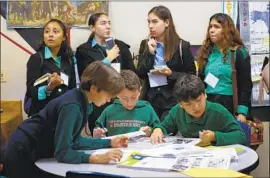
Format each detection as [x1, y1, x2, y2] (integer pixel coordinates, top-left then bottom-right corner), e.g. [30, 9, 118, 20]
[44, 46, 61, 61]
[184, 101, 209, 125]
[154, 42, 166, 66]
[91, 38, 108, 50]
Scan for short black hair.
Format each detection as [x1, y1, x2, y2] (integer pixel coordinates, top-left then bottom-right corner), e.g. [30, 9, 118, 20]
[173, 74, 205, 102]
[120, 70, 141, 90]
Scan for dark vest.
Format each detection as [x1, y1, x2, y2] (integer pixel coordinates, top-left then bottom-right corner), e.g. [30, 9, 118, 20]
[18, 88, 89, 159]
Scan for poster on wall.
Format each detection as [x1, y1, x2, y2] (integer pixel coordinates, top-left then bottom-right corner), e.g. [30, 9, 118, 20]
[249, 2, 269, 54]
[7, 1, 108, 28]
[248, 2, 269, 106]
[222, 1, 238, 25]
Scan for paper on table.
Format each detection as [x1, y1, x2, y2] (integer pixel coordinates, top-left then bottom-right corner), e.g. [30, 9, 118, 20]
[140, 145, 205, 158]
[101, 130, 146, 140]
[147, 73, 167, 88]
[181, 168, 252, 178]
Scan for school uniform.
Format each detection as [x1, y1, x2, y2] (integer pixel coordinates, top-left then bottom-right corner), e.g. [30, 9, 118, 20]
[136, 39, 196, 120]
[26, 46, 77, 116]
[95, 99, 161, 136]
[200, 46, 253, 116]
[75, 37, 135, 133]
[4, 88, 111, 178]
[160, 101, 246, 146]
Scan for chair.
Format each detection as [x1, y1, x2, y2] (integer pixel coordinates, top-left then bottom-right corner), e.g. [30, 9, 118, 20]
[66, 171, 130, 178]
[237, 121, 251, 147]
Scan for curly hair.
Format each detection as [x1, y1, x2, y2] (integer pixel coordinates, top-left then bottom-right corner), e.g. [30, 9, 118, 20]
[197, 13, 244, 74]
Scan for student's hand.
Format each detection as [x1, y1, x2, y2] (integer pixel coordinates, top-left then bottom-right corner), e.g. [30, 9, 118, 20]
[111, 136, 128, 148]
[89, 149, 123, 164]
[106, 45, 120, 62]
[139, 126, 151, 137]
[199, 130, 216, 145]
[237, 114, 247, 123]
[93, 127, 107, 138]
[147, 37, 157, 54]
[150, 128, 164, 144]
[47, 72, 63, 91]
[157, 67, 172, 77]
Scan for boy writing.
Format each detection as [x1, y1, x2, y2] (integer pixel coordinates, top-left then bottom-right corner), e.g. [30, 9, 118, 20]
[94, 70, 161, 137]
[150, 74, 246, 146]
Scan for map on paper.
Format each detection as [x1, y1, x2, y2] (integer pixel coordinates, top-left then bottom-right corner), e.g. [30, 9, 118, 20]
[249, 2, 269, 54]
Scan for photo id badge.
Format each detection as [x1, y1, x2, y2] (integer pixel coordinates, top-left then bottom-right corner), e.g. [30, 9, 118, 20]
[60, 72, 69, 86]
[204, 72, 219, 88]
[111, 63, 121, 73]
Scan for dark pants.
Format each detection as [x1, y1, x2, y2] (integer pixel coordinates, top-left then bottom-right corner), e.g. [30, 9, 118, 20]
[207, 94, 234, 115]
[3, 129, 58, 178]
[148, 93, 176, 122]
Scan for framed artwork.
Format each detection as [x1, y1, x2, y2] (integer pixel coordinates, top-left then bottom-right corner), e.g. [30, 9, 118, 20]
[7, 1, 108, 28]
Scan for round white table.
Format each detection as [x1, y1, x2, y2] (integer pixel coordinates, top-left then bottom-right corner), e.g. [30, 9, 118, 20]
[36, 137, 259, 177]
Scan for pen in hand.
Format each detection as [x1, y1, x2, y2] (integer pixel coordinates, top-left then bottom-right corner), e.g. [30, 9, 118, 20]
[93, 123, 108, 138]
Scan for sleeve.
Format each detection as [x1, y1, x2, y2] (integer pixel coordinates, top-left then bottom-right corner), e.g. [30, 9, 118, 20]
[147, 105, 161, 129]
[168, 41, 196, 81]
[26, 54, 44, 101]
[54, 104, 111, 164]
[214, 109, 246, 146]
[75, 47, 95, 77]
[120, 45, 136, 72]
[95, 107, 108, 128]
[135, 40, 155, 79]
[235, 48, 253, 115]
[160, 107, 178, 135]
[38, 85, 48, 100]
[102, 58, 111, 65]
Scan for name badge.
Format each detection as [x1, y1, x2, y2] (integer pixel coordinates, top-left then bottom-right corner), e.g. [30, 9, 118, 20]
[204, 72, 219, 88]
[111, 63, 121, 73]
[60, 72, 69, 86]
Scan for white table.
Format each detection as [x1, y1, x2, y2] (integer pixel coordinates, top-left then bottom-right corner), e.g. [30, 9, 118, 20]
[36, 137, 259, 177]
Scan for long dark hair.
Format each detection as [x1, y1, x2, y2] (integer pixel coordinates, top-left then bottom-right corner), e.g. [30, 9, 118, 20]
[37, 19, 73, 59]
[197, 13, 244, 73]
[145, 6, 180, 62]
[88, 12, 107, 41]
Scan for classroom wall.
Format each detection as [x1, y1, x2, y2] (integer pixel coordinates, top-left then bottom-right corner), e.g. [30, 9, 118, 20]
[70, 2, 223, 53]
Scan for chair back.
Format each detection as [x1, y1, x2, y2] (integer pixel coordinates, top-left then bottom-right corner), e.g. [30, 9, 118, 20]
[237, 121, 251, 147]
[66, 171, 130, 178]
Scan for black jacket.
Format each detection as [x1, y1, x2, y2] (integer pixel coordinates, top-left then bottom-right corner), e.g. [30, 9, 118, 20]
[136, 39, 196, 108]
[26, 49, 76, 116]
[75, 37, 135, 77]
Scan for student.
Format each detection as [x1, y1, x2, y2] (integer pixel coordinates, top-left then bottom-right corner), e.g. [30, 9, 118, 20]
[75, 12, 135, 133]
[26, 19, 78, 116]
[136, 5, 196, 120]
[3, 62, 128, 178]
[197, 13, 253, 122]
[75, 12, 135, 76]
[150, 74, 246, 146]
[94, 70, 160, 137]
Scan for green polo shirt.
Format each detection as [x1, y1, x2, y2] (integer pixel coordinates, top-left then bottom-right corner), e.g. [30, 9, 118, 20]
[160, 101, 246, 146]
[204, 46, 249, 115]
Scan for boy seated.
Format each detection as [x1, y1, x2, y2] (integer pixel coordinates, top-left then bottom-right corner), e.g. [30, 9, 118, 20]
[150, 74, 246, 146]
[94, 70, 161, 137]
